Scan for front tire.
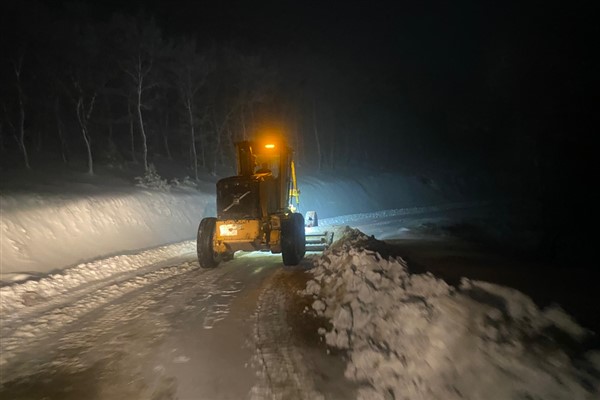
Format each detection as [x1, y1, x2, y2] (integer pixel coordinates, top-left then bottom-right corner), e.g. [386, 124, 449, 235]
[197, 217, 220, 268]
[281, 213, 306, 266]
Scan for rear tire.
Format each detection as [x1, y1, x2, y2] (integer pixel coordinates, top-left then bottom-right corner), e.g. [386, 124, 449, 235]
[281, 213, 306, 266]
[197, 217, 220, 268]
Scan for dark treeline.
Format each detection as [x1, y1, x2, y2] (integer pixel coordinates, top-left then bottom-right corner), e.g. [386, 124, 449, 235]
[0, 0, 595, 194]
[0, 1, 363, 177]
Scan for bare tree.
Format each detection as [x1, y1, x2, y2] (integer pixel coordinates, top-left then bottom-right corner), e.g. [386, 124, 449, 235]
[73, 79, 96, 175]
[171, 38, 211, 180]
[61, 75, 97, 175]
[11, 54, 30, 169]
[59, 23, 111, 175]
[54, 96, 68, 164]
[118, 16, 165, 173]
[127, 98, 137, 163]
[160, 110, 172, 160]
[125, 54, 152, 172]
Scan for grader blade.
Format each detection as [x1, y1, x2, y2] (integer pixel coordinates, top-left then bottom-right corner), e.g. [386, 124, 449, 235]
[305, 228, 334, 251]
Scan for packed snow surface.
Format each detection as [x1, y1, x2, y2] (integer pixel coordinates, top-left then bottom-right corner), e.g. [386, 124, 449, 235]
[304, 228, 600, 400]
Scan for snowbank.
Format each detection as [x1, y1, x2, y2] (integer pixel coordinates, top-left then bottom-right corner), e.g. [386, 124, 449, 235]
[0, 189, 214, 280]
[304, 228, 600, 399]
[0, 241, 195, 315]
[1, 171, 449, 280]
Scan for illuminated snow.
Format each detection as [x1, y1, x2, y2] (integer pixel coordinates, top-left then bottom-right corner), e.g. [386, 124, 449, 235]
[3, 171, 596, 397]
[1, 172, 447, 281]
[304, 229, 600, 399]
[1, 190, 213, 279]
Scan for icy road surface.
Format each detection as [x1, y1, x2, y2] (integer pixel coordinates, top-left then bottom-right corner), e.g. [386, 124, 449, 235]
[0, 243, 350, 400]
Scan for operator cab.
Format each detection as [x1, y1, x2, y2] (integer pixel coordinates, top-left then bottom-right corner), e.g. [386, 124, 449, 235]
[216, 140, 292, 220]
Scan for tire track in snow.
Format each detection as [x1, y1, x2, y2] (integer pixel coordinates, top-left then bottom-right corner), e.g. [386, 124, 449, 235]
[1, 259, 235, 385]
[251, 270, 324, 400]
[0, 241, 196, 316]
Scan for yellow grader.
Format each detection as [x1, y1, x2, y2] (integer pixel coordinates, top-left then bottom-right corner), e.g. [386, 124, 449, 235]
[196, 138, 333, 268]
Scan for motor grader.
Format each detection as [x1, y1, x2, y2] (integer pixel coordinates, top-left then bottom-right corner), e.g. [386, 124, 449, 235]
[196, 138, 333, 268]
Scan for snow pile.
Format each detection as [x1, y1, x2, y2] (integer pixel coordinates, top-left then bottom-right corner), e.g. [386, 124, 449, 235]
[304, 228, 600, 399]
[0, 190, 214, 279]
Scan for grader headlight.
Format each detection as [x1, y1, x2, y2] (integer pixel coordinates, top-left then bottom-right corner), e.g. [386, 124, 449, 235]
[219, 223, 241, 237]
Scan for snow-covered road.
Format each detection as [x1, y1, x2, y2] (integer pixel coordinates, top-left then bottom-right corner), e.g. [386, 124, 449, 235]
[0, 244, 348, 400]
[2, 204, 599, 399]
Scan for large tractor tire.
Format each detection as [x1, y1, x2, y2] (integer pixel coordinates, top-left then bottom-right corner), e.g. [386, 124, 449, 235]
[281, 213, 306, 266]
[197, 217, 220, 268]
